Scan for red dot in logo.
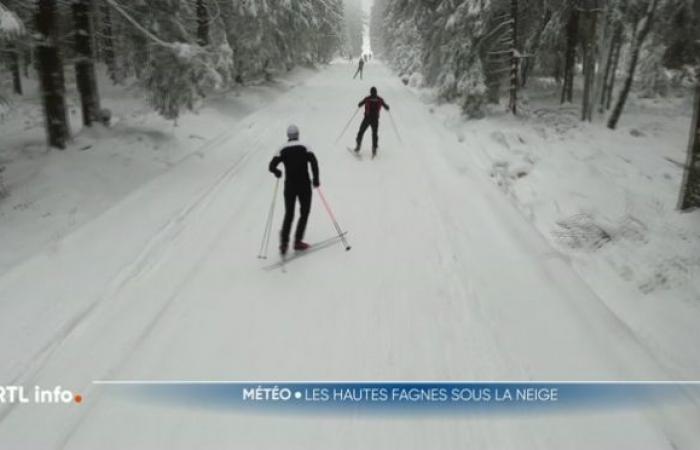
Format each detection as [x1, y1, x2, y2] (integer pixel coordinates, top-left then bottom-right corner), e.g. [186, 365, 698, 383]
[74, 394, 83, 404]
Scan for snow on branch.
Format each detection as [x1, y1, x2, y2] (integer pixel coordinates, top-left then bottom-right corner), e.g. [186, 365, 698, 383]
[0, 2, 24, 38]
[102, 0, 181, 50]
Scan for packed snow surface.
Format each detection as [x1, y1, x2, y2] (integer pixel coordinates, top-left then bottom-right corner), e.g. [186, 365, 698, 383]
[0, 61, 698, 449]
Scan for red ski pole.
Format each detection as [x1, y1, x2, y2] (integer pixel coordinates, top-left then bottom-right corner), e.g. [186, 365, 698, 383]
[316, 187, 351, 251]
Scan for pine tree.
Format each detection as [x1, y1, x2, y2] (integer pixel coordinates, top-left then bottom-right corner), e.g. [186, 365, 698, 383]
[72, 0, 101, 127]
[678, 76, 700, 210]
[607, 0, 660, 129]
[196, 0, 209, 47]
[6, 41, 22, 95]
[99, 1, 117, 82]
[580, 0, 600, 121]
[344, 0, 363, 58]
[561, 6, 578, 104]
[35, 0, 70, 149]
[677, 0, 700, 210]
[1, 1, 25, 96]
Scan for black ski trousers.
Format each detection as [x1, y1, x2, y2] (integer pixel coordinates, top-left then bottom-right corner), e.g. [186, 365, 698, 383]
[281, 184, 312, 245]
[356, 117, 379, 151]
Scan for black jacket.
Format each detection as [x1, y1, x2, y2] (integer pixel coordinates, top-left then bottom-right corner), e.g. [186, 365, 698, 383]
[269, 140, 320, 188]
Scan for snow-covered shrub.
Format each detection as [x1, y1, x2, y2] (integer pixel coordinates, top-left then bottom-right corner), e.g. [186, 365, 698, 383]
[639, 43, 670, 98]
[142, 43, 224, 120]
[408, 72, 424, 88]
[458, 67, 487, 119]
[553, 214, 613, 251]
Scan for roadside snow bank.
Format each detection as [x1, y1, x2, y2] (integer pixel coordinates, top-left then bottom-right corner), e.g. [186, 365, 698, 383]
[417, 84, 700, 377]
[0, 66, 316, 274]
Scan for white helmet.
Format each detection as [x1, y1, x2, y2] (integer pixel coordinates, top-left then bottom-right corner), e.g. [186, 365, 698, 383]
[287, 124, 299, 140]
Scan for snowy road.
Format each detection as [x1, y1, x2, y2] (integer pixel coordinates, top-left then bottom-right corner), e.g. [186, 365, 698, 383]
[0, 62, 698, 449]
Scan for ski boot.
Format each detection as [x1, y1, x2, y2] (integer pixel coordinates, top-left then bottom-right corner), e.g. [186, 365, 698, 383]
[294, 241, 311, 251]
[279, 242, 288, 256]
[372, 147, 377, 159]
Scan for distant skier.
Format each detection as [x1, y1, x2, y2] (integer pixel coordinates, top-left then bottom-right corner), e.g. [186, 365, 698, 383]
[354, 87, 390, 158]
[269, 125, 320, 255]
[353, 57, 364, 80]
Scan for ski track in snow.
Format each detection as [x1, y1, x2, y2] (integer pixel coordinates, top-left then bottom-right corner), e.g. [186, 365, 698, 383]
[0, 62, 698, 449]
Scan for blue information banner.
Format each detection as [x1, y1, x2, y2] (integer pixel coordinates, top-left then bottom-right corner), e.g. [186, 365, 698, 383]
[97, 381, 700, 416]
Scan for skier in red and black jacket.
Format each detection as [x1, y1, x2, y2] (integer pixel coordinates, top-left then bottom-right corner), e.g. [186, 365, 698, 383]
[354, 87, 390, 158]
[269, 125, 320, 255]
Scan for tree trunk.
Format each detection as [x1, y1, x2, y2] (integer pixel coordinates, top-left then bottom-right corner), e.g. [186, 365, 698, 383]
[580, 1, 598, 121]
[100, 1, 117, 82]
[677, 0, 700, 210]
[607, 0, 659, 129]
[599, 23, 621, 113]
[23, 48, 32, 78]
[592, 0, 610, 114]
[217, 0, 240, 83]
[73, 0, 101, 127]
[7, 42, 22, 95]
[509, 0, 519, 114]
[678, 76, 700, 210]
[196, 0, 209, 47]
[521, 8, 551, 88]
[605, 27, 622, 110]
[35, 0, 70, 149]
[561, 9, 578, 104]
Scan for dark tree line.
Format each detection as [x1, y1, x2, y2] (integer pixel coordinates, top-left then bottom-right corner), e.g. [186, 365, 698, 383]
[1, 0, 348, 147]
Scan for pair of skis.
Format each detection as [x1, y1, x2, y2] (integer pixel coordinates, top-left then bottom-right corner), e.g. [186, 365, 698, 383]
[263, 232, 348, 271]
[346, 147, 377, 160]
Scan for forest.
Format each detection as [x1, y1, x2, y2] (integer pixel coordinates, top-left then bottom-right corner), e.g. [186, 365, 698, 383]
[370, 0, 700, 209]
[0, 0, 699, 210]
[0, 0, 360, 134]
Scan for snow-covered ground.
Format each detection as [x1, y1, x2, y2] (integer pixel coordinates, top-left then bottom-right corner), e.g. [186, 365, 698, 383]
[0, 66, 317, 274]
[414, 80, 700, 379]
[0, 60, 698, 449]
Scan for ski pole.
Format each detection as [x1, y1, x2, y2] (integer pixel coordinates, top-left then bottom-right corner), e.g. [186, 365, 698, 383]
[315, 187, 352, 251]
[388, 110, 403, 144]
[257, 178, 280, 259]
[334, 108, 360, 144]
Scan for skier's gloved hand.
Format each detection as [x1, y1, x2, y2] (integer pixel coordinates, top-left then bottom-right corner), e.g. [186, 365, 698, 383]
[313, 179, 320, 188]
[273, 169, 282, 178]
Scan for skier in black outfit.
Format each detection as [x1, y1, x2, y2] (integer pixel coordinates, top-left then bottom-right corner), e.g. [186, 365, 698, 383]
[355, 87, 390, 158]
[353, 58, 364, 80]
[269, 125, 320, 255]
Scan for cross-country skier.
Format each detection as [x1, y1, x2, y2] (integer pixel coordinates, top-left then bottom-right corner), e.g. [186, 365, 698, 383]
[353, 57, 364, 80]
[354, 87, 390, 158]
[269, 125, 320, 255]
